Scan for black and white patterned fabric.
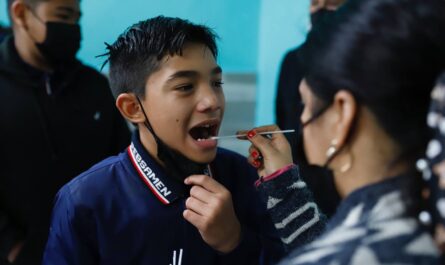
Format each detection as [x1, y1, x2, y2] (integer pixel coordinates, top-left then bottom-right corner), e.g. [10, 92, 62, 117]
[417, 73, 445, 255]
[258, 168, 439, 264]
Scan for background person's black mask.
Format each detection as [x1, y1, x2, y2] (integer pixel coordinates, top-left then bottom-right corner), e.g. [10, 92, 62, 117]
[310, 9, 336, 27]
[36, 22, 81, 66]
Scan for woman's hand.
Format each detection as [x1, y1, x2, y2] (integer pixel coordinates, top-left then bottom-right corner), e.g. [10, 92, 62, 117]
[240, 125, 293, 177]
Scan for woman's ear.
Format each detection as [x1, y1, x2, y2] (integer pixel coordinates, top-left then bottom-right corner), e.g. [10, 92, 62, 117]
[331, 90, 357, 147]
[115, 93, 145, 124]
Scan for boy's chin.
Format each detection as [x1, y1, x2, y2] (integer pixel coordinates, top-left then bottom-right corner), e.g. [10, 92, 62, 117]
[188, 150, 218, 164]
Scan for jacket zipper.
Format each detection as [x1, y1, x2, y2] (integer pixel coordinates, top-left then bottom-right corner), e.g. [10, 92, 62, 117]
[45, 75, 52, 96]
[35, 74, 58, 159]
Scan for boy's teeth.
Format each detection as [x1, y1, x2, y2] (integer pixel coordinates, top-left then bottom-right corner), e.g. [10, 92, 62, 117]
[197, 137, 214, 142]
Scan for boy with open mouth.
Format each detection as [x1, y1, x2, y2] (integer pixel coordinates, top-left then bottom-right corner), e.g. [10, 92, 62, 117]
[42, 16, 284, 265]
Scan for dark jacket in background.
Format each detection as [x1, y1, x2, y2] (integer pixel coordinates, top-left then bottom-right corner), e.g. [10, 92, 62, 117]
[0, 36, 131, 265]
[275, 45, 341, 218]
[0, 27, 11, 44]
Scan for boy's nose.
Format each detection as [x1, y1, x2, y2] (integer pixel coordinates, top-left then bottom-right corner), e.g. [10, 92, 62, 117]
[197, 87, 223, 112]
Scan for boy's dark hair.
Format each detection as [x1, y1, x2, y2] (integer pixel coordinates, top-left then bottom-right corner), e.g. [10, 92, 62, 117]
[104, 16, 218, 98]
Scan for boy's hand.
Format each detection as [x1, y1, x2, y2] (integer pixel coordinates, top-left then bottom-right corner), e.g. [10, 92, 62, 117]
[183, 175, 241, 254]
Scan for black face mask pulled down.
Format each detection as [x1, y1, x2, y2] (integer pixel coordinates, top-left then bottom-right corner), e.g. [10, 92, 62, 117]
[136, 98, 208, 194]
[310, 9, 336, 28]
[36, 22, 81, 67]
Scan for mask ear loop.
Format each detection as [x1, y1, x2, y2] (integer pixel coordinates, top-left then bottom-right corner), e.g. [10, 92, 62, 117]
[300, 100, 356, 171]
[135, 96, 162, 145]
[301, 103, 331, 128]
[21, 5, 45, 43]
[27, 6, 45, 24]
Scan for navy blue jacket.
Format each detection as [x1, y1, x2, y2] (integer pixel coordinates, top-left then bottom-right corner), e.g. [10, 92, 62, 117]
[43, 133, 283, 265]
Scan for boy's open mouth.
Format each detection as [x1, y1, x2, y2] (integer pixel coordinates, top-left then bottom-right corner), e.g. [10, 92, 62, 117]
[189, 121, 219, 142]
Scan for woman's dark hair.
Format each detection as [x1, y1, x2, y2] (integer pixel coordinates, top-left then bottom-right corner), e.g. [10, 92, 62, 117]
[103, 16, 218, 98]
[304, 0, 445, 163]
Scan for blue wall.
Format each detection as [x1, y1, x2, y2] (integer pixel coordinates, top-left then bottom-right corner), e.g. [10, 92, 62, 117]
[0, 1, 260, 72]
[1, 0, 309, 126]
[0, 2, 7, 25]
[256, 0, 310, 125]
[78, 0, 261, 72]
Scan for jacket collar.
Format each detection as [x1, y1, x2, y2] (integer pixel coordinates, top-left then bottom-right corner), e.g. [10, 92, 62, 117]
[127, 131, 193, 205]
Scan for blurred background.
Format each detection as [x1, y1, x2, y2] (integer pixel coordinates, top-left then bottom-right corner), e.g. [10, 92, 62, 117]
[0, 0, 310, 155]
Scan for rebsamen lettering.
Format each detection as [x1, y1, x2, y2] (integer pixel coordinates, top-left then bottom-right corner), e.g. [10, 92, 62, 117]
[131, 144, 172, 197]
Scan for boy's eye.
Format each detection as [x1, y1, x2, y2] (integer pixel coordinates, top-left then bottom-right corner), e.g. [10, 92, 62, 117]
[176, 84, 194, 92]
[212, 81, 224, 88]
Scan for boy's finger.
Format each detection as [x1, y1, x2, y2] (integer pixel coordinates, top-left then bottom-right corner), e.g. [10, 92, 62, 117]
[184, 174, 222, 193]
[185, 197, 209, 216]
[189, 185, 215, 204]
[183, 209, 205, 230]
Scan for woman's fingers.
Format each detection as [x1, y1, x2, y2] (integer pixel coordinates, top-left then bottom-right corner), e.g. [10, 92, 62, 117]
[245, 126, 293, 176]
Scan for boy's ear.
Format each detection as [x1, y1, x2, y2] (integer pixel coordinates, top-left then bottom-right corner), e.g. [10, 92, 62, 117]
[115, 93, 145, 124]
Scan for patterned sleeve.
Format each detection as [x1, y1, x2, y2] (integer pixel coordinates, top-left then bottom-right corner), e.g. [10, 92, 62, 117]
[256, 165, 327, 251]
[418, 73, 445, 253]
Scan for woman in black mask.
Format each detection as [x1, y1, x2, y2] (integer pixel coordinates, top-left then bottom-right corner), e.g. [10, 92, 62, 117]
[246, 0, 445, 263]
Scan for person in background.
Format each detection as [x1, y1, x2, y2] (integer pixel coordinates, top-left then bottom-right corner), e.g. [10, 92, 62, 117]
[0, 24, 12, 42]
[275, 0, 346, 218]
[42, 16, 283, 265]
[0, 0, 130, 264]
[247, 0, 445, 263]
